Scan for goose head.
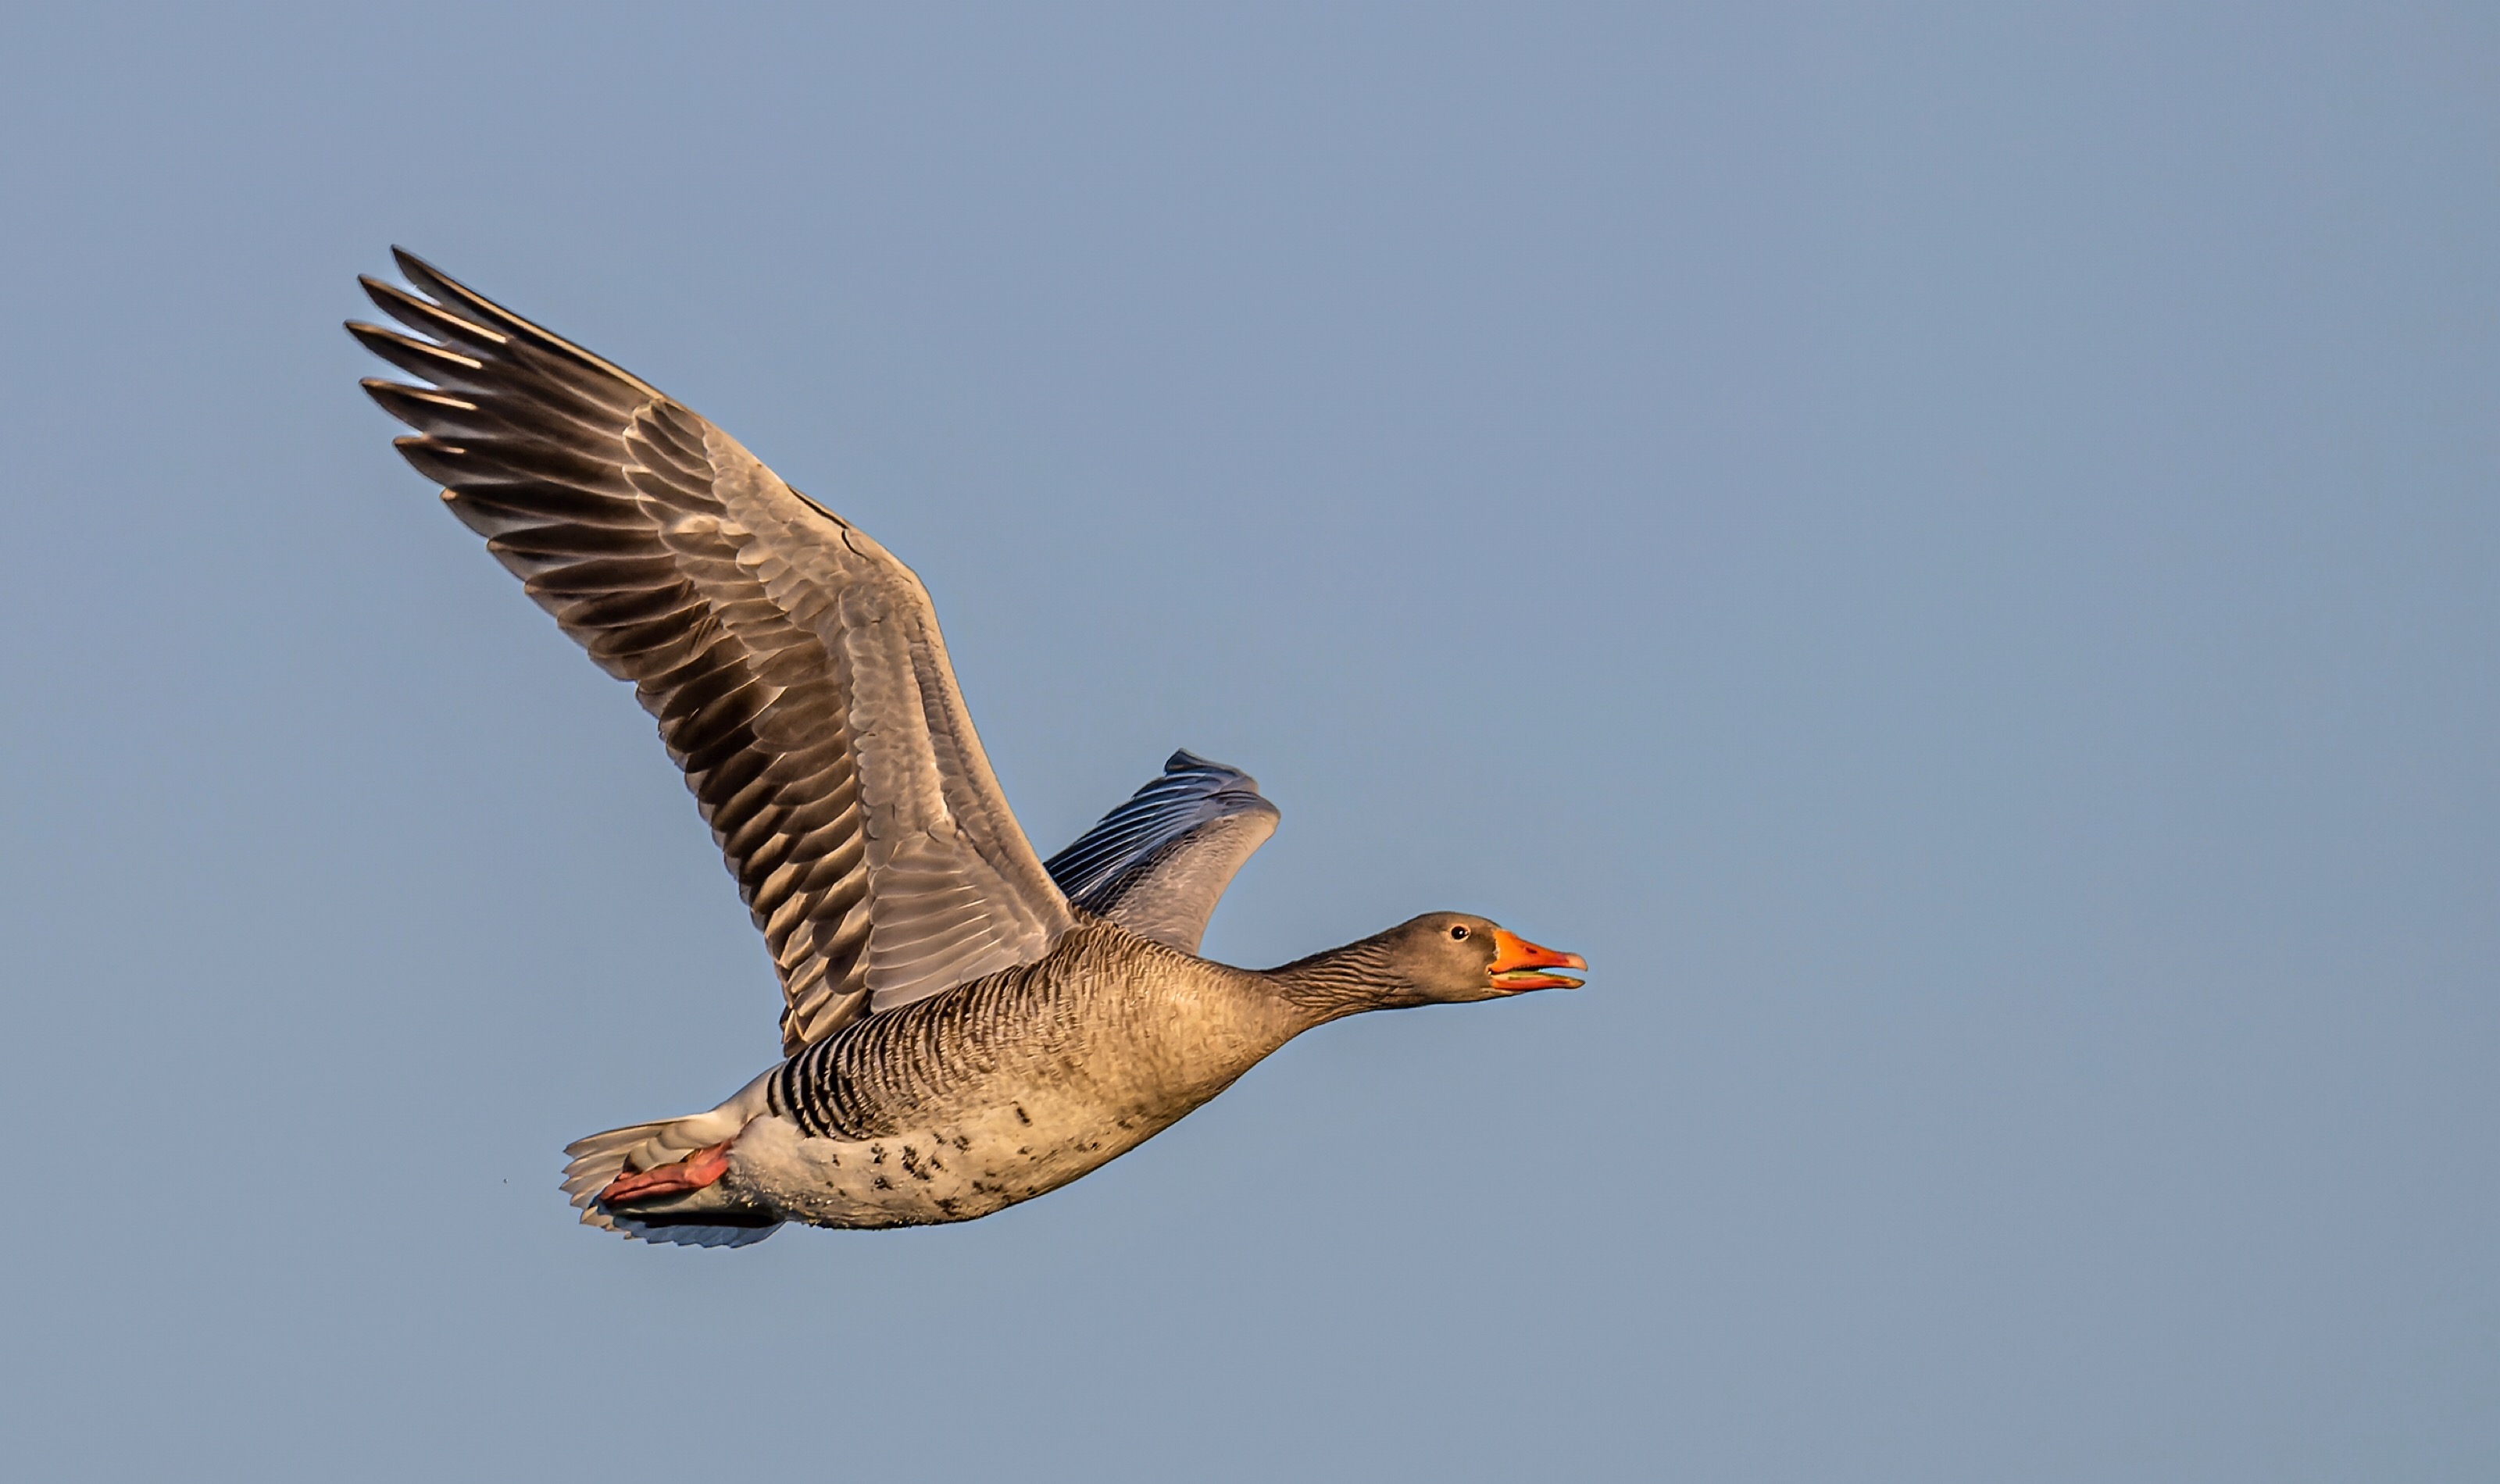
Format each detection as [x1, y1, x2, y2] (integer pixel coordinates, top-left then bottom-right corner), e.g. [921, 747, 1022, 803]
[1262, 912, 1587, 1017]
[1373, 912, 1587, 1006]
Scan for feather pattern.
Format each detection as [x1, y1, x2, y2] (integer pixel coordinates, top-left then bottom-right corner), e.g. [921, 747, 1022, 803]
[1043, 751, 1280, 952]
[351, 248, 1072, 1053]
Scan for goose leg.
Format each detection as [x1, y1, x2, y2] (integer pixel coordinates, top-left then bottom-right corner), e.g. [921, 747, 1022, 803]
[598, 1140, 734, 1206]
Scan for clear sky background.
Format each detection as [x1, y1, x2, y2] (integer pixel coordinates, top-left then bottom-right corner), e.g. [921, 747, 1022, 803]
[2, 5, 2494, 1480]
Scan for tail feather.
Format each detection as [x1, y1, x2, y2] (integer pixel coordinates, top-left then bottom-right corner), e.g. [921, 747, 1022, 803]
[561, 1071, 783, 1249]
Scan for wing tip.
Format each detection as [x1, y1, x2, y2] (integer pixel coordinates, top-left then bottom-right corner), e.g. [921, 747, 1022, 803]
[390, 244, 435, 284]
[1163, 747, 1257, 786]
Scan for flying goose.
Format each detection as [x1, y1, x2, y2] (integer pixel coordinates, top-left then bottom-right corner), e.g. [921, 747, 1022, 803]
[349, 251, 1586, 1246]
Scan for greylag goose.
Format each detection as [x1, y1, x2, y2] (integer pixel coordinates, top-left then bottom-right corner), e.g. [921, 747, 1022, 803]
[348, 251, 1587, 1246]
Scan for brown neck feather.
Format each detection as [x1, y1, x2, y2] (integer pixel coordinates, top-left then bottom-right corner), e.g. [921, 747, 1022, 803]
[1262, 934, 1406, 1025]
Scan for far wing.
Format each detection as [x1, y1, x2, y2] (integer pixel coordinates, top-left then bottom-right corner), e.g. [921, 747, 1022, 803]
[350, 249, 1074, 1054]
[1045, 751, 1279, 954]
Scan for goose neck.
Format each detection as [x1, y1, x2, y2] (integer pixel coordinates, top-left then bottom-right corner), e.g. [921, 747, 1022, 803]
[1263, 936, 1402, 1025]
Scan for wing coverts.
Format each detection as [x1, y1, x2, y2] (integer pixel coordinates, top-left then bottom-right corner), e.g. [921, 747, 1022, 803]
[1044, 751, 1279, 953]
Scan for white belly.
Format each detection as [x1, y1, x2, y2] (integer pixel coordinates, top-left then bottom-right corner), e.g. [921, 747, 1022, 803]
[720, 1092, 1184, 1229]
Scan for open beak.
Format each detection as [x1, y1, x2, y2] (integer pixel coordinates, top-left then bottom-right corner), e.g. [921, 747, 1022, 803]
[1487, 929, 1587, 993]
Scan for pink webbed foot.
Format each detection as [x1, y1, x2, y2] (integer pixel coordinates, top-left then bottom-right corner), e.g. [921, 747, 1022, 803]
[598, 1140, 735, 1206]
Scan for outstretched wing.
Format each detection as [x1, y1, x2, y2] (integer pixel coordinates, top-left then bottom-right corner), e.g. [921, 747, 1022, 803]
[1044, 751, 1279, 954]
[350, 249, 1073, 1054]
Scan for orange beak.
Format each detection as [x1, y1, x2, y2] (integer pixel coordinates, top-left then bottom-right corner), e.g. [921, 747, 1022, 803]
[1487, 929, 1588, 992]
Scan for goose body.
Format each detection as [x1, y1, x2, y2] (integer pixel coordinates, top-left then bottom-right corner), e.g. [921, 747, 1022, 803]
[350, 251, 1584, 1246]
[723, 919, 1298, 1232]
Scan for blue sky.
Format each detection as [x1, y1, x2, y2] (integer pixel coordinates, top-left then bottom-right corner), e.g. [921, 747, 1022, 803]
[2, 5, 2494, 1479]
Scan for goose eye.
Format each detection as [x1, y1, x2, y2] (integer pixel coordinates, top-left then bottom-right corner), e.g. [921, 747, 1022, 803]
[1449, 925, 1470, 941]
